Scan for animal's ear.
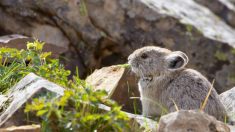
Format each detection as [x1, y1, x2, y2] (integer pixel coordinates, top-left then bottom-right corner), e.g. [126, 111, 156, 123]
[166, 51, 188, 70]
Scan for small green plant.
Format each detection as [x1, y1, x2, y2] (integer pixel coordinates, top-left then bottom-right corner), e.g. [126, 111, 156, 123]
[0, 40, 70, 93]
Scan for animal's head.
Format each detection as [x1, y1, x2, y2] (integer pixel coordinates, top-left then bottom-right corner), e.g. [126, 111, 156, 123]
[128, 46, 188, 77]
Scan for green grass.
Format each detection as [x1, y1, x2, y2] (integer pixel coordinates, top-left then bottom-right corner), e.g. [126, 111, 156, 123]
[116, 63, 130, 68]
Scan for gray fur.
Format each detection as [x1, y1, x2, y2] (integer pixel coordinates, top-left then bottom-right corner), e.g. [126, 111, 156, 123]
[128, 46, 227, 121]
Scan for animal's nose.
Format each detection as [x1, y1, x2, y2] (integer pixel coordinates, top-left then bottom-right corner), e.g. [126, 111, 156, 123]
[127, 56, 131, 61]
[128, 54, 133, 61]
[128, 57, 131, 61]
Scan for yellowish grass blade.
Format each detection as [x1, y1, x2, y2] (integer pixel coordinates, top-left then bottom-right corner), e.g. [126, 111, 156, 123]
[170, 98, 179, 111]
[200, 79, 215, 111]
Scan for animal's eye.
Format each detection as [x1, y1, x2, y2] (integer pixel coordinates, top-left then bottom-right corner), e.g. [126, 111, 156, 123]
[141, 53, 148, 59]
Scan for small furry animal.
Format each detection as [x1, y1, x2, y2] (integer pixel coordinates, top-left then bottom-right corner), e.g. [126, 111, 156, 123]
[128, 46, 227, 121]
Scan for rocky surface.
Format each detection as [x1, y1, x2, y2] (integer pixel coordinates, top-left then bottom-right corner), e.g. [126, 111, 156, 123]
[158, 110, 230, 132]
[98, 103, 157, 131]
[127, 112, 157, 131]
[86, 65, 141, 113]
[0, 125, 41, 132]
[32, 24, 69, 49]
[0, 73, 64, 127]
[220, 86, 235, 123]
[195, 0, 235, 27]
[229, 125, 235, 131]
[0, 0, 235, 92]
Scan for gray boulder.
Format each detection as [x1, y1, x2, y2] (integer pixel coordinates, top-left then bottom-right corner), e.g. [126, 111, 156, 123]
[220, 86, 235, 123]
[195, 0, 235, 27]
[158, 110, 230, 132]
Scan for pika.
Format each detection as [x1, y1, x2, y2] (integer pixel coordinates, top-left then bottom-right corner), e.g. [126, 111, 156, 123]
[128, 46, 227, 121]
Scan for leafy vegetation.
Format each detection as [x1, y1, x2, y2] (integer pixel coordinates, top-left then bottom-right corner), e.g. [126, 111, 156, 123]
[0, 41, 131, 131]
[0, 40, 70, 93]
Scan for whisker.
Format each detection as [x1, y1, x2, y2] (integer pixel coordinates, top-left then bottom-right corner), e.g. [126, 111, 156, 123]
[127, 68, 132, 74]
[141, 37, 145, 48]
[140, 65, 145, 77]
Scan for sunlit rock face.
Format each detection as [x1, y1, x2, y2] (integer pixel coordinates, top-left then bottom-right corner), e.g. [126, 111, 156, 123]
[86, 65, 141, 113]
[0, 73, 64, 127]
[0, 0, 235, 92]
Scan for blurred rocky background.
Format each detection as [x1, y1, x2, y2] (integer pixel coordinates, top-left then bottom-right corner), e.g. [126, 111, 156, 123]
[0, 0, 235, 93]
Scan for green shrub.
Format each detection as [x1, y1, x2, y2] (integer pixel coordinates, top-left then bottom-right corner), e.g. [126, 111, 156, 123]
[0, 41, 130, 131]
[0, 40, 70, 93]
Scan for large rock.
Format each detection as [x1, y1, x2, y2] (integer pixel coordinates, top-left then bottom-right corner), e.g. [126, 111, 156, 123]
[0, 0, 235, 92]
[195, 0, 235, 27]
[220, 86, 235, 123]
[158, 110, 230, 132]
[0, 73, 64, 127]
[86, 65, 141, 113]
[32, 24, 69, 49]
